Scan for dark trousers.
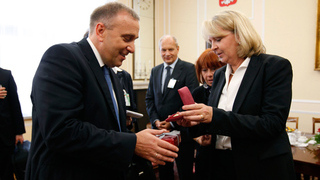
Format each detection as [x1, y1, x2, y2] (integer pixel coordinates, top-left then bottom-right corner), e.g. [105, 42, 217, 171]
[194, 145, 213, 180]
[211, 149, 295, 180]
[175, 140, 195, 180]
[211, 149, 236, 180]
[0, 146, 15, 180]
[158, 161, 174, 180]
[158, 140, 195, 180]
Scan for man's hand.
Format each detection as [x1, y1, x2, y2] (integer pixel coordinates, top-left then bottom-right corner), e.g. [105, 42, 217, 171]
[126, 116, 132, 127]
[15, 135, 24, 145]
[135, 129, 179, 165]
[0, 86, 7, 99]
[156, 120, 172, 130]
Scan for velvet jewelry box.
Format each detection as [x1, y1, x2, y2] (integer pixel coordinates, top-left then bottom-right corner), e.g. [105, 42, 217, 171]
[165, 86, 195, 122]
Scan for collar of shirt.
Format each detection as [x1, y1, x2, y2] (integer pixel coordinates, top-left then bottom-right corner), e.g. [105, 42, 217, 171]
[112, 67, 122, 74]
[162, 57, 179, 90]
[163, 57, 179, 71]
[87, 37, 104, 68]
[221, 57, 251, 111]
[225, 57, 250, 77]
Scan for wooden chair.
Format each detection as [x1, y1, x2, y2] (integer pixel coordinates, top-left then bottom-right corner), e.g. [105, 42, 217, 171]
[287, 117, 299, 129]
[312, 117, 320, 134]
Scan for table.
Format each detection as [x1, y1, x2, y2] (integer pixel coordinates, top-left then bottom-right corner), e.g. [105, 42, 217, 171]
[291, 134, 320, 177]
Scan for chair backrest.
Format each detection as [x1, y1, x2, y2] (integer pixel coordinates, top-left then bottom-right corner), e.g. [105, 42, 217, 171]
[312, 117, 320, 134]
[287, 117, 299, 129]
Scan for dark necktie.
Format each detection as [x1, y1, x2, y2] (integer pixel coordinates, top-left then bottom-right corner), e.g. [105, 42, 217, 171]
[163, 66, 171, 93]
[102, 66, 121, 131]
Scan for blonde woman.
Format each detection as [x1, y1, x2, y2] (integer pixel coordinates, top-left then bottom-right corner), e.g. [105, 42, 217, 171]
[178, 11, 295, 179]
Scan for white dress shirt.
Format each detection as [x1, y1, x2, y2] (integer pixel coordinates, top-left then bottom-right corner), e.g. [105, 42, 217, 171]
[215, 57, 250, 150]
[161, 58, 178, 93]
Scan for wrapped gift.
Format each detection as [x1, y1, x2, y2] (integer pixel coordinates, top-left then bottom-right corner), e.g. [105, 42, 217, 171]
[158, 130, 181, 146]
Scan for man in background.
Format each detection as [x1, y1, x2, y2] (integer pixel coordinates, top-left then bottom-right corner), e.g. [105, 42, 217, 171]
[146, 35, 198, 180]
[112, 67, 138, 131]
[26, 2, 178, 179]
[0, 67, 25, 180]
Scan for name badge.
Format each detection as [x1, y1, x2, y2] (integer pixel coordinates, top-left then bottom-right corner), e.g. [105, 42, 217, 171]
[167, 79, 177, 89]
[123, 89, 131, 106]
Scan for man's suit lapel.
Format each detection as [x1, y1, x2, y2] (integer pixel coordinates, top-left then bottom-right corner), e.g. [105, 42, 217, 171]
[157, 65, 164, 96]
[233, 55, 262, 112]
[170, 59, 183, 81]
[77, 39, 123, 131]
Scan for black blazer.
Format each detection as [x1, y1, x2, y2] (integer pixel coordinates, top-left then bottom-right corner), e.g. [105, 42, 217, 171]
[145, 59, 198, 128]
[116, 69, 137, 130]
[116, 69, 137, 113]
[26, 38, 136, 180]
[192, 85, 211, 105]
[192, 54, 295, 179]
[0, 68, 25, 147]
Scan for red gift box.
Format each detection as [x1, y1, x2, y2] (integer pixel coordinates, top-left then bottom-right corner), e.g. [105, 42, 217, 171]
[165, 113, 183, 122]
[178, 86, 195, 105]
[165, 86, 195, 122]
[158, 131, 181, 146]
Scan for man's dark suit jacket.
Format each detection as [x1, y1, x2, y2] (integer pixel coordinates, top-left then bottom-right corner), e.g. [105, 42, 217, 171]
[145, 59, 198, 127]
[116, 69, 138, 130]
[145, 58, 198, 180]
[192, 54, 295, 179]
[26, 38, 136, 180]
[117, 70, 137, 113]
[0, 68, 25, 147]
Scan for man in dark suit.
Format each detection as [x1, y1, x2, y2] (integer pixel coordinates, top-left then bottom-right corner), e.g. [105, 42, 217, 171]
[0, 68, 25, 180]
[26, 2, 178, 180]
[112, 67, 138, 131]
[145, 35, 198, 180]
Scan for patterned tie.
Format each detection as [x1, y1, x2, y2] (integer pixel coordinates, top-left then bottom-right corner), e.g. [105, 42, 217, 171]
[102, 66, 121, 131]
[163, 66, 171, 94]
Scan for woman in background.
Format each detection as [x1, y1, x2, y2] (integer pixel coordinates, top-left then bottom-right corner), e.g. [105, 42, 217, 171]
[192, 49, 225, 180]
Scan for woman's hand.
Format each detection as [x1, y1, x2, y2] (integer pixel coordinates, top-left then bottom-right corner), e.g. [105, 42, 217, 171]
[176, 103, 213, 127]
[195, 134, 212, 146]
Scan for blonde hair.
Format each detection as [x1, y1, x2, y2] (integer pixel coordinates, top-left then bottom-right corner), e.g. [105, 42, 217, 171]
[202, 10, 266, 58]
